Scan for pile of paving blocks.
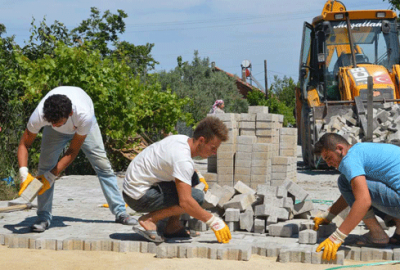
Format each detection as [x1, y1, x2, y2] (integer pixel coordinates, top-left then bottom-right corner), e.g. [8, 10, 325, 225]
[317, 103, 400, 144]
[204, 106, 298, 189]
[187, 179, 320, 237]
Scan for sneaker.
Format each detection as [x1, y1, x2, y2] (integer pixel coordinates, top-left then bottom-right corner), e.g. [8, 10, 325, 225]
[31, 220, 50, 233]
[116, 213, 138, 226]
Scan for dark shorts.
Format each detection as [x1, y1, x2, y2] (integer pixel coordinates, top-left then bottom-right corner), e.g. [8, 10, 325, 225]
[123, 174, 204, 213]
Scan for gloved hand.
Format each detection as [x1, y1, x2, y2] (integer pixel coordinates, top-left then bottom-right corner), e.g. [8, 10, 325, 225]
[316, 228, 347, 261]
[37, 171, 57, 195]
[206, 214, 231, 243]
[18, 167, 36, 196]
[197, 171, 208, 192]
[313, 211, 336, 231]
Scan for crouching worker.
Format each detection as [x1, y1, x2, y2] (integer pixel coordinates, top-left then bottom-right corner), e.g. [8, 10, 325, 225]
[18, 86, 138, 232]
[313, 133, 400, 261]
[123, 116, 231, 243]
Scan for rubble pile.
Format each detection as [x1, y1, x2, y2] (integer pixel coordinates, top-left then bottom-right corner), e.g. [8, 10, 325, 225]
[317, 103, 400, 144]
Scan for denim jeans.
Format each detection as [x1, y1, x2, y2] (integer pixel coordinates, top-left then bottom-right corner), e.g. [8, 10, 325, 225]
[338, 174, 400, 220]
[36, 123, 127, 223]
[123, 179, 205, 213]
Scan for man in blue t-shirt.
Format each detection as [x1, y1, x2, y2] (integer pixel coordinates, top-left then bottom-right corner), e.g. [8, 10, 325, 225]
[311, 133, 400, 261]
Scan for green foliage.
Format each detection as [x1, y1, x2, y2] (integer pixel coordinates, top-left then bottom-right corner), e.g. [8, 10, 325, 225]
[0, 181, 19, 201]
[71, 7, 127, 56]
[114, 41, 158, 76]
[71, 7, 158, 76]
[158, 51, 248, 124]
[0, 8, 192, 176]
[246, 75, 296, 127]
[385, 0, 400, 11]
[270, 75, 296, 109]
[23, 17, 71, 61]
[15, 41, 192, 147]
[0, 25, 41, 179]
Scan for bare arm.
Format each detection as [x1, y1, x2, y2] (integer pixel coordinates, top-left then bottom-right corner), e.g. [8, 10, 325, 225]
[338, 175, 371, 235]
[50, 133, 87, 176]
[175, 178, 212, 222]
[17, 129, 37, 168]
[328, 195, 348, 216]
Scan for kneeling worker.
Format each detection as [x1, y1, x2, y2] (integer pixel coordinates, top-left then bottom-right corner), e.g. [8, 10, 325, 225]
[313, 133, 400, 261]
[123, 116, 231, 243]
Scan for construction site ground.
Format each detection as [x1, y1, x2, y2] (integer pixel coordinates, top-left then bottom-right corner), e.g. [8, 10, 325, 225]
[0, 146, 399, 270]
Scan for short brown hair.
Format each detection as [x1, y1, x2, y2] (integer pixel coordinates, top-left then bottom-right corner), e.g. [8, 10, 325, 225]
[314, 133, 350, 155]
[193, 116, 228, 142]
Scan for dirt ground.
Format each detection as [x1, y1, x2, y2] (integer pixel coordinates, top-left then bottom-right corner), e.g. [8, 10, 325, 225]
[1, 245, 399, 270]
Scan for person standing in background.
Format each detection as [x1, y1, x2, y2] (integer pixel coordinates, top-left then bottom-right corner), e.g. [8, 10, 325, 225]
[209, 100, 225, 114]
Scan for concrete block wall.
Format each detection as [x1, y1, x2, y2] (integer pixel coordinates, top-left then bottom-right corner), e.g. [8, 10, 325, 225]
[235, 136, 256, 186]
[207, 106, 297, 188]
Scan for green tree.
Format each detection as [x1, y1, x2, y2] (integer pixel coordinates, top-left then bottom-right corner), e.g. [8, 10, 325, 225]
[246, 75, 296, 126]
[15, 41, 192, 146]
[385, 0, 400, 10]
[0, 8, 192, 177]
[158, 51, 248, 123]
[71, 7, 158, 75]
[270, 75, 296, 109]
[23, 17, 71, 61]
[71, 7, 127, 56]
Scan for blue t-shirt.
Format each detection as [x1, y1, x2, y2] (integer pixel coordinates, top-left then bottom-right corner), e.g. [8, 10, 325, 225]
[338, 142, 400, 193]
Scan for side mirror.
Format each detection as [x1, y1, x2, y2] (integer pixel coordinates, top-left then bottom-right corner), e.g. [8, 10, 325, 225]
[300, 67, 308, 78]
[382, 20, 390, 34]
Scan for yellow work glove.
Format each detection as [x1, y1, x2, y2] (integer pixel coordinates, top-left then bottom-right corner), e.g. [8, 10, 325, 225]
[313, 211, 336, 231]
[18, 167, 35, 196]
[37, 171, 56, 195]
[316, 228, 347, 261]
[197, 171, 208, 192]
[102, 203, 129, 208]
[206, 215, 231, 243]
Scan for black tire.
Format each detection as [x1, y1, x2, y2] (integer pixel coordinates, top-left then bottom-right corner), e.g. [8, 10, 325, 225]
[300, 105, 317, 169]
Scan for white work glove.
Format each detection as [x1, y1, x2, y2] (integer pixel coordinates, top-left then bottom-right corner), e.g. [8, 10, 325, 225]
[19, 167, 29, 183]
[313, 211, 336, 231]
[316, 228, 347, 261]
[18, 167, 36, 196]
[196, 171, 208, 192]
[37, 171, 57, 195]
[206, 214, 231, 243]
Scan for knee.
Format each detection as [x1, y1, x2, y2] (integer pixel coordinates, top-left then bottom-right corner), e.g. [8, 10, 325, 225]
[92, 156, 114, 174]
[192, 189, 204, 206]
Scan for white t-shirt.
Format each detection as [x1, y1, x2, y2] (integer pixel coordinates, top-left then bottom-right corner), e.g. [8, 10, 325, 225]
[27, 86, 96, 135]
[123, 135, 194, 200]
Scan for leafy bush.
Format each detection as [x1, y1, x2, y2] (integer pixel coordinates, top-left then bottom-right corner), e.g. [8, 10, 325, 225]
[246, 76, 296, 127]
[158, 51, 248, 124]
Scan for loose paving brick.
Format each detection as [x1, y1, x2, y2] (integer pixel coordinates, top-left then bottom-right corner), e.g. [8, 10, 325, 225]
[0, 173, 390, 265]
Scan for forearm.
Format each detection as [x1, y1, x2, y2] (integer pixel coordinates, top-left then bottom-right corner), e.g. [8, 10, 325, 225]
[328, 195, 348, 216]
[18, 129, 36, 168]
[339, 199, 370, 235]
[17, 145, 29, 168]
[50, 148, 80, 176]
[180, 197, 212, 222]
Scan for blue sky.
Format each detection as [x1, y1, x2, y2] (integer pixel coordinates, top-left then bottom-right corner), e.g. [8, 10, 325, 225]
[0, 0, 394, 86]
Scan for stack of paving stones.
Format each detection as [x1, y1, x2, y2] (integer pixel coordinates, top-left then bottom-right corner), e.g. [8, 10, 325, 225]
[271, 157, 297, 186]
[235, 135, 256, 187]
[206, 106, 298, 189]
[214, 113, 239, 186]
[317, 104, 400, 144]
[250, 143, 272, 189]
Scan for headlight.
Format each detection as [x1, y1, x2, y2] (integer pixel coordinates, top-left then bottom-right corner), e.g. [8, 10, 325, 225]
[334, 13, 344, 20]
[376, 12, 386, 18]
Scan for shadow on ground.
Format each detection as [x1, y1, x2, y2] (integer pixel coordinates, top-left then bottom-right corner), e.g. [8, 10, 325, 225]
[3, 216, 114, 234]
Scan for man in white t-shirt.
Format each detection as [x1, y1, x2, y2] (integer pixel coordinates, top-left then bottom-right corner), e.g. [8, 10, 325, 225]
[18, 86, 137, 232]
[123, 116, 232, 243]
